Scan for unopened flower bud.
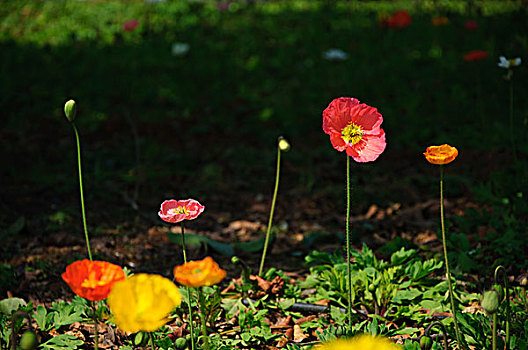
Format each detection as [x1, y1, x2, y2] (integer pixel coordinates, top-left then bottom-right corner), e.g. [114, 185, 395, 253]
[481, 290, 500, 315]
[278, 136, 290, 152]
[175, 337, 187, 349]
[420, 336, 432, 350]
[64, 99, 77, 122]
[493, 284, 504, 302]
[231, 256, 240, 265]
[20, 330, 38, 350]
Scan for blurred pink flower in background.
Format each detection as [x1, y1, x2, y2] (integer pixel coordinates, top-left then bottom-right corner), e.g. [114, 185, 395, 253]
[465, 20, 478, 30]
[217, 2, 230, 11]
[123, 19, 139, 32]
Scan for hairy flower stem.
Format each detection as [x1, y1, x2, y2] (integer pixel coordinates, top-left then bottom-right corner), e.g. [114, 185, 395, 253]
[494, 266, 510, 349]
[345, 156, 353, 331]
[72, 123, 93, 261]
[92, 305, 99, 350]
[181, 223, 195, 350]
[259, 146, 281, 276]
[440, 166, 464, 349]
[149, 332, 156, 350]
[198, 289, 210, 350]
[492, 313, 497, 350]
[425, 321, 449, 350]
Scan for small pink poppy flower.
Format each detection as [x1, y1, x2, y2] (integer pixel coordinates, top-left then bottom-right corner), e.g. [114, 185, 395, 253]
[465, 20, 478, 31]
[217, 2, 230, 11]
[323, 97, 386, 162]
[158, 199, 205, 223]
[123, 19, 139, 32]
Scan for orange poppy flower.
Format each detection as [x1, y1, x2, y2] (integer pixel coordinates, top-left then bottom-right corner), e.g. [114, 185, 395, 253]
[431, 16, 449, 27]
[463, 50, 489, 62]
[62, 260, 126, 301]
[424, 144, 458, 165]
[173, 257, 226, 287]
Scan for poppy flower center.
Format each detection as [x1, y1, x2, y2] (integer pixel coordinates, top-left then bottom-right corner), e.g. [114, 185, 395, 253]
[341, 122, 364, 145]
[168, 206, 189, 215]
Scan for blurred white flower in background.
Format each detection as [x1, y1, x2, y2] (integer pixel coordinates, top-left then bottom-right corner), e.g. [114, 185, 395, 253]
[172, 43, 190, 57]
[498, 56, 521, 69]
[323, 49, 349, 61]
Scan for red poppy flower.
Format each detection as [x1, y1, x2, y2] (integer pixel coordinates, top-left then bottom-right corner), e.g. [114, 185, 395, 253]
[463, 50, 489, 62]
[62, 260, 125, 301]
[123, 19, 138, 32]
[323, 97, 386, 162]
[158, 199, 205, 223]
[386, 10, 412, 29]
[465, 20, 478, 31]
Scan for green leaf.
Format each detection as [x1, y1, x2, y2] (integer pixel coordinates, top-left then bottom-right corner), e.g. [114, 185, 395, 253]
[40, 334, 83, 350]
[0, 297, 26, 315]
[34, 305, 54, 331]
[235, 235, 271, 253]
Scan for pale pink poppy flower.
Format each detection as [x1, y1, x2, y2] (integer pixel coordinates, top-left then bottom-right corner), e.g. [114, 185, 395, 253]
[123, 19, 139, 32]
[158, 199, 205, 223]
[323, 97, 386, 162]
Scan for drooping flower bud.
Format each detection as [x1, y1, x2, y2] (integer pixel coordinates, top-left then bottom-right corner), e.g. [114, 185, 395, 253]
[64, 100, 77, 122]
[278, 136, 290, 152]
[493, 284, 504, 302]
[20, 330, 38, 350]
[481, 290, 500, 315]
[419, 336, 433, 350]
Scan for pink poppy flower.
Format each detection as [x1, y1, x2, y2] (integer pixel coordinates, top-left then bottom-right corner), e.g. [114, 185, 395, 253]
[465, 20, 478, 31]
[158, 199, 205, 223]
[123, 19, 139, 32]
[323, 97, 386, 162]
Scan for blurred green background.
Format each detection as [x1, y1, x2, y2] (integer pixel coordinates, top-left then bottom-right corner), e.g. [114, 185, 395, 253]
[0, 0, 526, 249]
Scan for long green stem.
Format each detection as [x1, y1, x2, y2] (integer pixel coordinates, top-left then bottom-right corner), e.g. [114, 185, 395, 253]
[494, 265, 510, 349]
[440, 166, 463, 349]
[259, 147, 281, 276]
[198, 288, 210, 350]
[492, 313, 497, 350]
[345, 156, 353, 331]
[509, 78, 517, 164]
[181, 223, 195, 350]
[72, 123, 93, 261]
[149, 332, 156, 350]
[91, 302, 99, 350]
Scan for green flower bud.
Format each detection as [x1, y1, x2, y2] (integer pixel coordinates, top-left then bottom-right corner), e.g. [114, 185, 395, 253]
[420, 336, 433, 350]
[64, 99, 77, 122]
[520, 275, 528, 287]
[278, 136, 290, 152]
[20, 330, 38, 350]
[493, 284, 504, 302]
[175, 337, 187, 349]
[231, 256, 240, 265]
[481, 290, 500, 315]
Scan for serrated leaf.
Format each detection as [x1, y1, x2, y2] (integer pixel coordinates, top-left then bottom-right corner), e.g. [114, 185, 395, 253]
[40, 334, 84, 350]
[0, 297, 26, 315]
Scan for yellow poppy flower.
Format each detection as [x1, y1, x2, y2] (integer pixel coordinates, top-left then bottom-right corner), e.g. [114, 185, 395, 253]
[315, 334, 401, 350]
[107, 274, 181, 333]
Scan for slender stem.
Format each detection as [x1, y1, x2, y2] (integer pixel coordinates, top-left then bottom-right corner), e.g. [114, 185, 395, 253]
[494, 265, 510, 349]
[425, 321, 448, 350]
[259, 147, 281, 276]
[149, 332, 156, 350]
[509, 77, 517, 164]
[181, 223, 195, 350]
[345, 155, 353, 331]
[198, 288, 210, 350]
[72, 123, 93, 261]
[492, 313, 497, 350]
[91, 302, 99, 350]
[440, 166, 463, 349]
